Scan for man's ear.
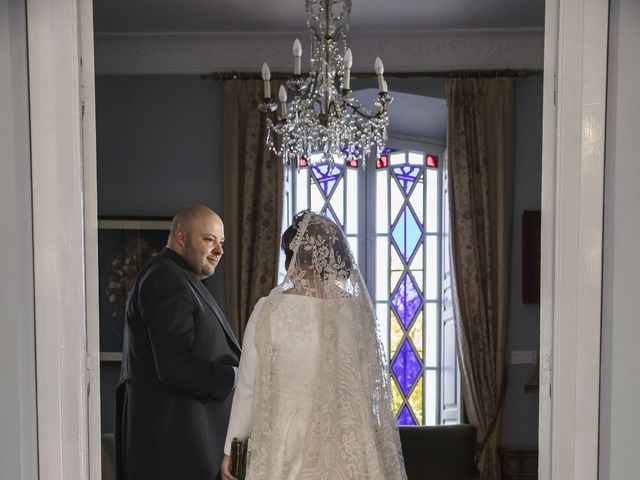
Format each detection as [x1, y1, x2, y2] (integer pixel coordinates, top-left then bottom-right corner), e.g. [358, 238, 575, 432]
[175, 228, 187, 248]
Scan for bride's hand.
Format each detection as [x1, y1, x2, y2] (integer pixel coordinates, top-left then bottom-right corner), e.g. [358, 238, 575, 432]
[221, 454, 238, 480]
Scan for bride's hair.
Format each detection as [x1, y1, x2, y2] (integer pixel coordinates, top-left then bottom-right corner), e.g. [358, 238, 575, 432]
[281, 210, 307, 269]
[281, 211, 353, 276]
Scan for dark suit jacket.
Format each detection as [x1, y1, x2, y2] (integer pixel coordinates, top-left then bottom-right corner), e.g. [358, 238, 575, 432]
[115, 248, 241, 480]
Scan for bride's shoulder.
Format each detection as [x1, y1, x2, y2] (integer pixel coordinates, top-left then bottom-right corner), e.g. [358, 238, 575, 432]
[248, 296, 269, 317]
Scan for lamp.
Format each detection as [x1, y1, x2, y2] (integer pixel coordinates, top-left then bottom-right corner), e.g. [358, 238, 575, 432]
[259, 0, 392, 168]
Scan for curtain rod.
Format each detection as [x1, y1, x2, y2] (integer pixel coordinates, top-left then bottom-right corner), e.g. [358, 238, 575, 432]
[200, 69, 540, 81]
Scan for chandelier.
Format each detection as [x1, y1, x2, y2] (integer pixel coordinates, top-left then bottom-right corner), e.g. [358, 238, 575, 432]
[259, 0, 392, 168]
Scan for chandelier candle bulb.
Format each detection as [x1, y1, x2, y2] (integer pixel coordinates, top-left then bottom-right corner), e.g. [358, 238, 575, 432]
[262, 62, 271, 98]
[279, 85, 288, 117]
[375, 57, 385, 92]
[293, 39, 302, 75]
[343, 48, 353, 90]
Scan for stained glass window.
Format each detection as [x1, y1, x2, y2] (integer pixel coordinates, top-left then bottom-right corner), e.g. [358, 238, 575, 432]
[375, 151, 441, 426]
[291, 147, 449, 426]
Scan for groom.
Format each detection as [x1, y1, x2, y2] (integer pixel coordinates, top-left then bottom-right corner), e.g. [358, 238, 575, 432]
[115, 204, 241, 480]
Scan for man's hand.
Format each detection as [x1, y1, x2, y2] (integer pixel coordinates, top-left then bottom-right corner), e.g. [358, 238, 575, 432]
[221, 454, 238, 480]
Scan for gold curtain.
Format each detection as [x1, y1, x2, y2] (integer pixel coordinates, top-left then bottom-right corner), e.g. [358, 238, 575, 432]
[223, 79, 284, 341]
[445, 77, 514, 480]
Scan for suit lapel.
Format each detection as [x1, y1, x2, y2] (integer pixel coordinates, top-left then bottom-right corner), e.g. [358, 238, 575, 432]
[160, 248, 241, 353]
[184, 274, 241, 353]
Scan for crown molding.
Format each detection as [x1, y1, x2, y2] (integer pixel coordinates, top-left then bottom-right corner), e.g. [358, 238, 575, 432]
[94, 28, 544, 75]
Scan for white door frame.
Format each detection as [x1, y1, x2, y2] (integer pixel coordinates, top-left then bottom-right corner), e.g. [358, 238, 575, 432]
[538, 0, 608, 478]
[27, 0, 101, 478]
[79, 0, 103, 477]
[25, 0, 608, 478]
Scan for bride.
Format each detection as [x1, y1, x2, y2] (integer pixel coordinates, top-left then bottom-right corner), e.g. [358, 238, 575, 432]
[221, 211, 407, 480]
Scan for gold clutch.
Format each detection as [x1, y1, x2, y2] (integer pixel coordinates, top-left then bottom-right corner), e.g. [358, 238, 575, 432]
[230, 437, 248, 480]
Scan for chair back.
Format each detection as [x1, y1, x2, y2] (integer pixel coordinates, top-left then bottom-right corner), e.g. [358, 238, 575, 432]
[399, 424, 478, 480]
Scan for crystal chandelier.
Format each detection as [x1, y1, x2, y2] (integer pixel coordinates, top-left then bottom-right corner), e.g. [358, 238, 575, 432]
[259, 0, 392, 168]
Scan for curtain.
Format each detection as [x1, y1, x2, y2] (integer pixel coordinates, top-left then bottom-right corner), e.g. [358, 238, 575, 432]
[445, 77, 514, 480]
[223, 79, 284, 340]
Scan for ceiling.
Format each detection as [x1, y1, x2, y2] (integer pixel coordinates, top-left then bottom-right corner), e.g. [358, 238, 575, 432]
[92, 0, 543, 142]
[93, 0, 545, 33]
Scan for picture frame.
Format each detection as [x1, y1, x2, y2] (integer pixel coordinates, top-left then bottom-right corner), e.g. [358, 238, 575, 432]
[522, 210, 541, 304]
[98, 217, 172, 355]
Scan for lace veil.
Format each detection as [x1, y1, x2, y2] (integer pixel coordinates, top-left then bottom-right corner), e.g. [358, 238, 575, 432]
[247, 211, 407, 479]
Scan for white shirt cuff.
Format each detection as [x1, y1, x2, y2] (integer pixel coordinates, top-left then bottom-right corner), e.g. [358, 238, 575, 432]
[232, 366, 239, 388]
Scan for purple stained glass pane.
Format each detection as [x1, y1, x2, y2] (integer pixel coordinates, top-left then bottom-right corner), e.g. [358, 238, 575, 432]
[392, 339, 422, 396]
[397, 405, 416, 426]
[392, 166, 421, 195]
[321, 207, 339, 226]
[311, 164, 343, 198]
[391, 206, 423, 262]
[391, 274, 422, 328]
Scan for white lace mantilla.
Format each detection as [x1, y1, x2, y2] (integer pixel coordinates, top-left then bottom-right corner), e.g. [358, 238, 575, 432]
[225, 212, 407, 480]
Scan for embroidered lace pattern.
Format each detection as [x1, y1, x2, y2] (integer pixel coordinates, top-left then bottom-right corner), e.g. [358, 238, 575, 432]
[247, 212, 407, 479]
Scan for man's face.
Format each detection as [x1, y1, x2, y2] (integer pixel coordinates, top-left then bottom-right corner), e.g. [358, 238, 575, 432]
[179, 213, 225, 279]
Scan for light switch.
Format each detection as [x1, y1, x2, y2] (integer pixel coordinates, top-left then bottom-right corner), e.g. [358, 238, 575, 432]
[511, 350, 537, 365]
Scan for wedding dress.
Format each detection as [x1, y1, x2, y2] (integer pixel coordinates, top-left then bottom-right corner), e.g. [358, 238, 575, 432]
[224, 212, 407, 480]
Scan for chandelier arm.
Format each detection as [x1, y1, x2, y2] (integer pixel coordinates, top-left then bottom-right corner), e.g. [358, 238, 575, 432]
[347, 104, 386, 121]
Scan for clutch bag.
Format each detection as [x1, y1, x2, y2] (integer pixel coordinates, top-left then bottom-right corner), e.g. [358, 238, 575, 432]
[230, 437, 248, 480]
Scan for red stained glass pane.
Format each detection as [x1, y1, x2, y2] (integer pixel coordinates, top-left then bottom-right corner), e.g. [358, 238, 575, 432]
[426, 155, 438, 168]
[377, 155, 389, 169]
[299, 156, 308, 167]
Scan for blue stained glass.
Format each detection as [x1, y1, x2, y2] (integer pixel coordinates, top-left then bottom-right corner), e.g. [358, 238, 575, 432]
[321, 207, 339, 226]
[393, 166, 421, 195]
[391, 206, 423, 262]
[397, 405, 416, 426]
[341, 146, 359, 155]
[391, 274, 422, 328]
[392, 339, 422, 396]
[311, 164, 343, 198]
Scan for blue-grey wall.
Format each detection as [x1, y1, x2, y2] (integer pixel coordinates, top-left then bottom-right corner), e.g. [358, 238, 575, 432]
[97, 75, 225, 217]
[500, 75, 543, 449]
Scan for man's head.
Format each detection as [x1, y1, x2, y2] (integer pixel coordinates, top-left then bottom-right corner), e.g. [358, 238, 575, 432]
[167, 204, 224, 279]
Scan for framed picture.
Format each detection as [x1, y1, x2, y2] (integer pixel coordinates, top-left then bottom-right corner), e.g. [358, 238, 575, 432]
[98, 218, 171, 354]
[522, 210, 541, 304]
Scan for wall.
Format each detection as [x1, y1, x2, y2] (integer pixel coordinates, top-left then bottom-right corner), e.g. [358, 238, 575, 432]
[96, 75, 225, 216]
[0, 0, 38, 477]
[600, 0, 640, 478]
[500, 75, 543, 449]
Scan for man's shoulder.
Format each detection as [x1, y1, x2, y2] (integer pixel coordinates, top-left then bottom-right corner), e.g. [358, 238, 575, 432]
[139, 254, 187, 288]
[145, 250, 187, 273]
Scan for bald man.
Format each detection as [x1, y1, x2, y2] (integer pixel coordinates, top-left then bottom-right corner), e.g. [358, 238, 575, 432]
[115, 205, 241, 480]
